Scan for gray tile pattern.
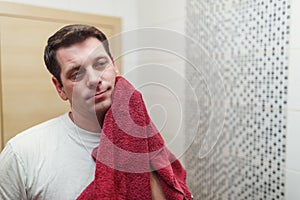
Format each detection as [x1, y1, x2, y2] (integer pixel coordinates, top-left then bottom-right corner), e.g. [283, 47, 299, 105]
[184, 0, 290, 199]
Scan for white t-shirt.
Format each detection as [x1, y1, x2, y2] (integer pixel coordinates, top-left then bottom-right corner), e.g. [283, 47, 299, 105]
[0, 113, 101, 200]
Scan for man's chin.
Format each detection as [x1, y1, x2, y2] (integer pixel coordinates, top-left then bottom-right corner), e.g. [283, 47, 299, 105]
[94, 100, 112, 115]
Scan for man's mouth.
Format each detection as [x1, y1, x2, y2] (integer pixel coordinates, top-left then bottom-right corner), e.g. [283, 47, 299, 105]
[93, 89, 108, 101]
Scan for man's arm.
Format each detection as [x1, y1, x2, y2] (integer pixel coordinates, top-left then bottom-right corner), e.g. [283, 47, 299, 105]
[150, 171, 166, 200]
[0, 144, 27, 199]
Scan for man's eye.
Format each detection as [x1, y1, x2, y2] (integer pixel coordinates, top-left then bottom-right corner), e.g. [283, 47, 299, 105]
[94, 59, 108, 69]
[70, 69, 84, 81]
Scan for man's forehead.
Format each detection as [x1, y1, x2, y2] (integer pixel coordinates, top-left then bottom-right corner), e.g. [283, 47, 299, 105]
[57, 38, 108, 62]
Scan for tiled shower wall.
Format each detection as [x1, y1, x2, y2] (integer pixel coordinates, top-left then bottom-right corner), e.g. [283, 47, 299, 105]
[185, 0, 290, 199]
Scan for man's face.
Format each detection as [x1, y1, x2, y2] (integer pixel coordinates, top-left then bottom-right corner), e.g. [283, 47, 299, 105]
[53, 37, 119, 119]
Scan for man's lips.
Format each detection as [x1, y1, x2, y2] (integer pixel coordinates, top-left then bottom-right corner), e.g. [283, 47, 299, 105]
[92, 89, 108, 101]
[84, 86, 112, 101]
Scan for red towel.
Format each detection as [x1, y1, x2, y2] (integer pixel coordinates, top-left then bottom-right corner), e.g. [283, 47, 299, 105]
[77, 76, 192, 200]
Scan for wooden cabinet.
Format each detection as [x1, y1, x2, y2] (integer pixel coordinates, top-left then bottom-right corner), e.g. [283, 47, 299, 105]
[0, 2, 121, 150]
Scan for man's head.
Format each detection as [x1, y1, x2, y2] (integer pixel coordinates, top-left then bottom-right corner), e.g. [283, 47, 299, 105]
[44, 24, 119, 129]
[44, 24, 113, 86]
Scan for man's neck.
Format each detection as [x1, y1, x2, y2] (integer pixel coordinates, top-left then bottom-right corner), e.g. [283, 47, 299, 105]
[68, 111, 104, 133]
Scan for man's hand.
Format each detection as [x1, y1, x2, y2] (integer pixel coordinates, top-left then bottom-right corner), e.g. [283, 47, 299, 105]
[150, 172, 166, 200]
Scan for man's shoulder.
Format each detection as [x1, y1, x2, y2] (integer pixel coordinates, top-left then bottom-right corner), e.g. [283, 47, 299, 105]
[6, 113, 69, 151]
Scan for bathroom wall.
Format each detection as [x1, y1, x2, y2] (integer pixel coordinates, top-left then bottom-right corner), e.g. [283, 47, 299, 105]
[130, 0, 187, 162]
[286, 0, 300, 199]
[184, 0, 291, 199]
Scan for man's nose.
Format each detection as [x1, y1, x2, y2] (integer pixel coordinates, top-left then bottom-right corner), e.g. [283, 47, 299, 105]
[86, 68, 101, 88]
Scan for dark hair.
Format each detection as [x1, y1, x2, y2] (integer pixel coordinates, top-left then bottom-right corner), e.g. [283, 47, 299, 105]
[44, 24, 113, 86]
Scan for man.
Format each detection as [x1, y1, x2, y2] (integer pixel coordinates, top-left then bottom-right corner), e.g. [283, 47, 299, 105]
[0, 24, 190, 199]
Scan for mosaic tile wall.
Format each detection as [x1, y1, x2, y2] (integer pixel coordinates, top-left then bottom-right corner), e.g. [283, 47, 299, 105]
[184, 0, 290, 199]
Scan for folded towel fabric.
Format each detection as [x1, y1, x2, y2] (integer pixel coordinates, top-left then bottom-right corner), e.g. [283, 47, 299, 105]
[77, 76, 192, 200]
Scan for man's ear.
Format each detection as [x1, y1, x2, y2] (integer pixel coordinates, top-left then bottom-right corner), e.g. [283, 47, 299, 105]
[52, 77, 68, 101]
